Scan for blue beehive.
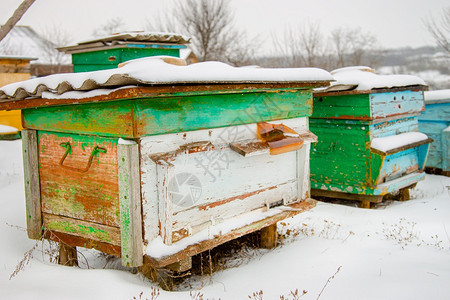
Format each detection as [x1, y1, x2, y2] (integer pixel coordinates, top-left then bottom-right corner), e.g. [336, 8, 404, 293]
[419, 89, 450, 176]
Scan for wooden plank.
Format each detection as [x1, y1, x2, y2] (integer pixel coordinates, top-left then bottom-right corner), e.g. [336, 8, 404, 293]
[171, 181, 298, 242]
[44, 231, 121, 257]
[118, 141, 144, 267]
[22, 129, 42, 239]
[42, 213, 121, 246]
[312, 93, 371, 120]
[58, 244, 78, 267]
[157, 161, 174, 245]
[260, 223, 278, 248]
[140, 155, 159, 245]
[311, 189, 383, 203]
[21, 89, 314, 138]
[296, 144, 310, 202]
[38, 132, 120, 227]
[143, 199, 316, 269]
[370, 90, 425, 119]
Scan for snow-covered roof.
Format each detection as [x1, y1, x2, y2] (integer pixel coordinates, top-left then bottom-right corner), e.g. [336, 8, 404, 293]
[0, 25, 70, 65]
[0, 56, 333, 101]
[316, 66, 427, 93]
[371, 132, 429, 153]
[424, 89, 450, 104]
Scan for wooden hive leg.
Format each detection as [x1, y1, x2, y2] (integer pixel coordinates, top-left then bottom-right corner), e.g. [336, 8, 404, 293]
[139, 264, 177, 291]
[397, 187, 410, 201]
[260, 223, 278, 249]
[58, 244, 78, 267]
[360, 200, 371, 209]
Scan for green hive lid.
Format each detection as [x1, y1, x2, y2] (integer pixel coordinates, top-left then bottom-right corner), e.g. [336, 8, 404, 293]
[58, 31, 191, 54]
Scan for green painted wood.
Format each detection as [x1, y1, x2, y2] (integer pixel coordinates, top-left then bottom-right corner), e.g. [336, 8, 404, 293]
[118, 141, 143, 267]
[22, 89, 313, 138]
[135, 90, 312, 136]
[312, 94, 370, 119]
[72, 48, 180, 72]
[22, 129, 42, 239]
[38, 131, 120, 227]
[310, 119, 372, 194]
[23, 101, 135, 137]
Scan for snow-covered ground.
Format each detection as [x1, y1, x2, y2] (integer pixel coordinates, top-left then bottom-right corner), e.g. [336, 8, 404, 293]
[1, 139, 449, 299]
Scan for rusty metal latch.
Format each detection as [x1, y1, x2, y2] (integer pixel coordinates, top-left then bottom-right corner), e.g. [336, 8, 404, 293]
[59, 142, 107, 173]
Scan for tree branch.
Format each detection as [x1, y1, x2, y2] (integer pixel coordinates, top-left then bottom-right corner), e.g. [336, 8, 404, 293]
[0, 0, 36, 42]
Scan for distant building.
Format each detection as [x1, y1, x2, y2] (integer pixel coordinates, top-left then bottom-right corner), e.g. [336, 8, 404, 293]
[0, 25, 72, 77]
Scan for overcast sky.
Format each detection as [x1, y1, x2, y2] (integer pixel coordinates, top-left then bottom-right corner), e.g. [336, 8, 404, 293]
[1, 0, 448, 53]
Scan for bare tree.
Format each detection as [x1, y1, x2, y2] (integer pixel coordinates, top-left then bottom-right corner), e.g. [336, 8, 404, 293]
[92, 17, 126, 38]
[39, 25, 72, 72]
[0, 0, 36, 42]
[272, 22, 327, 68]
[424, 7, 450, 53]
[147, 0, 257, 66]
[329, 27, 379, 68]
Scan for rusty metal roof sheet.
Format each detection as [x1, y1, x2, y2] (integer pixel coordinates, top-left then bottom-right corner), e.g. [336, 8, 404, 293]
[0, 56, 333, 103]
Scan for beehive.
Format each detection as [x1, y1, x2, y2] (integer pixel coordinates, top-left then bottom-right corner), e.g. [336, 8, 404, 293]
[419, 89, 450, 175]
[310, 67, 432, 208]
[58, 32, 190, 72]
[0, 56, 332, 289]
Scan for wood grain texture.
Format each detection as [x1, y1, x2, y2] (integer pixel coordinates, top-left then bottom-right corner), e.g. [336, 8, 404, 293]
[44, 231, 121, 257]
[22, 129, 42, 239]
[21, 89, 313, 138]
[143, 200, 316, 269]
[140, 117, 312, 245]
[43, 213, 121, 245]
[118, 142, 143, 267]
[38, 131, 120, 226]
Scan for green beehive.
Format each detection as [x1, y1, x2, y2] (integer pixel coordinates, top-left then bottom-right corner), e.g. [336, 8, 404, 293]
[310, 67, 432, 208]
[58, 32, 190, 73]
[0, 57, 332, 289]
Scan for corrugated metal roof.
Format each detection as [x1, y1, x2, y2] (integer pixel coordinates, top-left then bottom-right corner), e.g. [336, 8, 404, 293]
[0, 56, 333, 102]
[0, 26, 70, 65]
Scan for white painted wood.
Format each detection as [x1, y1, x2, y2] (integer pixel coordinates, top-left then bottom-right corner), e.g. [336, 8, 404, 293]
[140, 117, 313, 244]
[162, 148, 297, 213]
[157, 160, 174, 245]
[140, 117, 308, 153]
[140, 154, 159, 247]
[297, 143, 311, 201]
[172, 180, 297, 239]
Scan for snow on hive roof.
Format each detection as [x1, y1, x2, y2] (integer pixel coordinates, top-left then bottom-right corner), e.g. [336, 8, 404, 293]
[0, 56, 333, 101]
[424, 89, 450, 104]
[317, 66, 427, 93]
[0, 25, 70, 65]
[371, 132, 429, 153]
[59, 31, 190, 54]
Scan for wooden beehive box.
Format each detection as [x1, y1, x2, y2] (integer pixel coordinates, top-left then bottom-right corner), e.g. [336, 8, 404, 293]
[310, 67, 432, 208]
[0, 56, 332, 289]
[58, 32, 190, 72]
[419, 90, 450, 175]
